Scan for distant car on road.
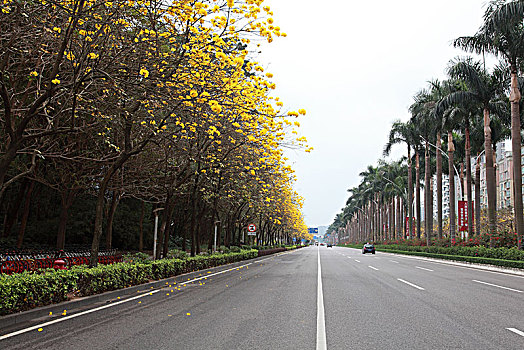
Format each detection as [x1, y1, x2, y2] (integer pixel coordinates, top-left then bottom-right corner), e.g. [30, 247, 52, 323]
[362, 243, 375, 254]
[320, 243, 325, 246]
[315, 242, 319, 246]
[327, 243, 332, 248]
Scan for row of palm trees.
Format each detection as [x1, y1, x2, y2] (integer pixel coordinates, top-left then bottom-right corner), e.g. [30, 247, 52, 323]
[332, 0, 524, 249]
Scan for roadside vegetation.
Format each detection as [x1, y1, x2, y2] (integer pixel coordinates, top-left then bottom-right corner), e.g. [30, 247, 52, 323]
[0, 0, 312, 262]
[330, 1, 524, 255]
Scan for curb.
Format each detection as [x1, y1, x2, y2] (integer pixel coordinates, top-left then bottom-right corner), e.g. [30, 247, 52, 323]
[0, 255, 268, 331]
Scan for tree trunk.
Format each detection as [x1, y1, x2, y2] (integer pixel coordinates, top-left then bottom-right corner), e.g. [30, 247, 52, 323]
[475, 158, 481, 237]
[416, 151, 421, 239]
[509, 67, 523, 250]
[105, 190, 121, 250]
[448, 132, 456, 240]
[465, 124, 474, 236]
[139, 200, 145, 252]
[16, 180, 35, 248]
[408, 146, 413, 239]
[425, 141, 431, 245]
[56, 189, 76, 249]
[436, 133, 443, 239]
[2, 179, 26, 238]
[483, 108, 497, 241]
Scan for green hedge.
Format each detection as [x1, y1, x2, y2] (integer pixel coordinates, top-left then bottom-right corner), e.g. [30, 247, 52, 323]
[0, 249, 258, 316]
[375, 244, 524, 261]
[378, 249, 524, 269]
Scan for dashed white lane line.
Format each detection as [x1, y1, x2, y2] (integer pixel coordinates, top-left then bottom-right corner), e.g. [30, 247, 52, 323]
[390, 260, 399, 264]
[507, 328, 524, 337]
[397, 278, 425, 290]
[316, 247, 327, 350]
[368, 266, 379, 271]
[472, 280, 523, 293]
[415, 266, 434, 272]
[354, 259, 361, 263]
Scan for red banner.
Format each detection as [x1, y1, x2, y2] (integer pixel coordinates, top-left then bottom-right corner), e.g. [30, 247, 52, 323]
[458, 201, 474, 232]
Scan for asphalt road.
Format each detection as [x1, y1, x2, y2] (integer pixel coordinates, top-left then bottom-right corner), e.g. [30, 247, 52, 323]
[1, 246, 523, 349]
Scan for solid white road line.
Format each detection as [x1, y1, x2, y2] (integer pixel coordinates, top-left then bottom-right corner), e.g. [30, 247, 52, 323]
[506, 328, 524, 337]
[368, 266, 379, 271]
[472, 280, 523, 293]
[389, 260, 399, 264]
[0, 290, 160, 341]
[0, 262, 253, 341]
[415, 266, 434, 272]
[397, 278, 425, 290]
[316, 247, 327, 350]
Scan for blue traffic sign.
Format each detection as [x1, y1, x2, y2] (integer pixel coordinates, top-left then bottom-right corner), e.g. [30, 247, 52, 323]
[308, 227, 318, 234]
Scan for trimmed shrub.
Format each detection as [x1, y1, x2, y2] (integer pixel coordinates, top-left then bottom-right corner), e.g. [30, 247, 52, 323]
[0, 249, 258, 316]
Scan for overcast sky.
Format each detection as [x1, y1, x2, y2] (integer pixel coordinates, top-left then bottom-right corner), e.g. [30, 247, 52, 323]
[258, 0, 492, 228]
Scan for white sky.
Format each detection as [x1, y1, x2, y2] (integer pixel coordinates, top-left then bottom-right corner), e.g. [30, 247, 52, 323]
[258, 0, 492, 228]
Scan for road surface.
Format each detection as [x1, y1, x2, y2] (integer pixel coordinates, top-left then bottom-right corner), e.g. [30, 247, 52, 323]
[1, 246, 523, 349]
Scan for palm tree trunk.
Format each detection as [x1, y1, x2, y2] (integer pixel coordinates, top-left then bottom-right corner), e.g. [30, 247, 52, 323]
[416, 151, 421, 239]
[483, 108, 497, 241]
[475, 158, 481, 237]
[436, 133, 443, 239]
[448, 131, 456, 240]
[425, 142, 431, 245]
[408, 145, 413, 239]
[465, 124, 474, 236]
[509, 67, 524, 250]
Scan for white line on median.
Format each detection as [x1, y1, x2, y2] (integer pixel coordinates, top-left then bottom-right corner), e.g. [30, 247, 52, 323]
[368, 266, 379, 271]
[0, 262, 253, 341]
[397, 278, 425, 290]
[316, 247, 327, 350]
[507, 328, 524, 337]
[472, 280, 523, 293]
[415, 266, 433, 272]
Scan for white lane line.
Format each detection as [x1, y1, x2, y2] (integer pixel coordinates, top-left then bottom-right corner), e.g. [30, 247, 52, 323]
[397, 278, 425, 290]
[415, 266, 434, 272]
[472, 280, 523, 293]
[316, 247, 327, 350]
[0, 290, 160, 341]
[368, 266, 379, 271]
[347, 256, 352, 259]
[507, 328, 524, 337]
[354, 259, 361, 263]
[390, 260, 399, 264]
[0, 262, 253, 341]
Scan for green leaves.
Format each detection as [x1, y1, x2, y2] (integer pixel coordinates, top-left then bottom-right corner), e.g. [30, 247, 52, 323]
[0, 250, 258, 316]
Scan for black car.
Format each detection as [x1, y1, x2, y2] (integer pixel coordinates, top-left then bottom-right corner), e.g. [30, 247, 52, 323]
[362, 244, 375, 254]
[327, 243, 332, 248]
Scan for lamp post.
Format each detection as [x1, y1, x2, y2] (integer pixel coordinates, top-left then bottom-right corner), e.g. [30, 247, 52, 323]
[152, 207, 164, 260]
[420, 136, 461, 197]
[214, 220, 220, 253]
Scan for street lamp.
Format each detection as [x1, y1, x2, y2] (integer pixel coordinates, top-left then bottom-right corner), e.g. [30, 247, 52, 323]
[214, 220, 220, 253]
[152, 207, 164, 260]
[420, 136, 460, 186]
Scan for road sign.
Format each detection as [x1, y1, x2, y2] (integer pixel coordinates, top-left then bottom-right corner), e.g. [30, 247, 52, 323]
[308, 227, 318, 234]
[248, 223, 257, 232]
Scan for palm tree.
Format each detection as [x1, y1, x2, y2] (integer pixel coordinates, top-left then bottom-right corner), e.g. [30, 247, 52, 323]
[439, 58, 507, 237]
[455, 0, 524, 248]
[384, 121, 418, 239]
